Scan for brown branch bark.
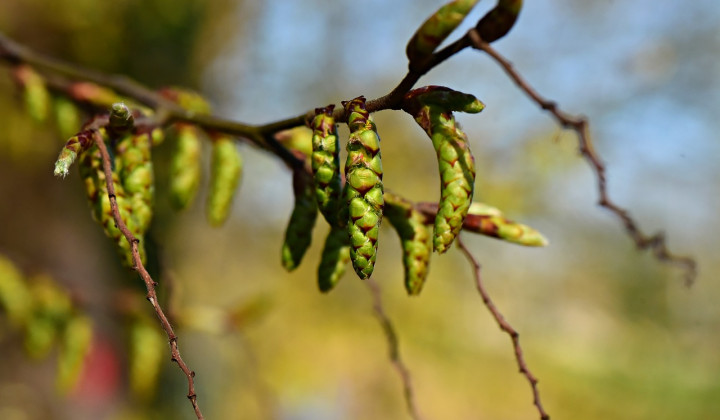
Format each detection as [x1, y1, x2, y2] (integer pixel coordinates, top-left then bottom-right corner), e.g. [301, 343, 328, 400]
[365, 278, 425, 420]
[92, 132, 204, 420]
[467, 29, 697, 286]
[456, 236, 550, 420]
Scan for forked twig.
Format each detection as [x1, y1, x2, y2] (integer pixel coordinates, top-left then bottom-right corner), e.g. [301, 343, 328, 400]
[457, 236, 549, 420]
[93, 132, 204, 420]
[467, 29, 697, 286]
[365, 278, 425, 420]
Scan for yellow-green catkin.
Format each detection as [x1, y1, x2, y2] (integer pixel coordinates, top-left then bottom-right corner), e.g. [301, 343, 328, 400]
[128, 317, 165, 400]
[281, 170, 318, 271]
[384, 192, 433, 295]
[207, 135, 242, 227]
[78, 130, 146, 266]
[310, 106, 342, 225]
[53, 96, 82, 141]
[13, 65, 50, 123]
[403, 86, 484, 253]
[343, 97, 384, 279]
[56, 315, 93, 393]
[0, 255, 33, 326]
[406, 0, 480, 65]
[169, 123, 203, 210]
[317, 226, 351, 293]
[475, 0, 524, 43]
[24, 276, 73, 359]
[464, 202, 548, 246]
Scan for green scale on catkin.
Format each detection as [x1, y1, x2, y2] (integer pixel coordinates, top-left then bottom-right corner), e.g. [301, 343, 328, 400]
[384, 192, 432, 295]
[310, 106, 342, 225]
[343, 97, 384, 280]
[207, 134, 242, 227]
[281, 170, 318, 271]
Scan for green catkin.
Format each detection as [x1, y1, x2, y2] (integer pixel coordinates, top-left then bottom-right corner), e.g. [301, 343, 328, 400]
[281, 170, 318, 271]
[310, 106, 343, 225]
[56, 315, 93, 393]
[169, 123, 203, 210]
[475, 0, 524, 43]
[24, 277, 72, 358]
[128, 317, 165, 400]
[53, 96, 82, 141]
[160, 89, 212, 211]
[384, 193, 433, 295]
[207, 134, 243, 227]
[464, 202, 548, 246]
[317, 226, 351, 293]
[406, 0, 480, 65]
[403, 87, 484, 253]
[78, 130, 146, 266]
[14, 65, 50, 123]
[69, 82, 122, 108]
[0, 255, 33, 326]
[343, 96, 384, 280]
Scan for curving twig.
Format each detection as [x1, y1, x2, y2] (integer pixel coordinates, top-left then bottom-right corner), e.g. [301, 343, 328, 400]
[466, 29, 697, 285]
[456, 236, 549, 420]
[93, 132, 204, 420]
[365, 278, 425, 420]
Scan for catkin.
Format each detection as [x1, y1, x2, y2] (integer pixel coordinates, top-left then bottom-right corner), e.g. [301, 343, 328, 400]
[317, 226, 351, 293]
[464, 202, 548, 246]
[281, 170, 318, 271]
[384, 192, 433, 295]
[78, 130, 146, 266]
[206, 135, 242, 227]
[343, 97, 384, 279]
[310, 106, 342, 225]
[475, 0, 524, 43]
[169, 123, 203, 210]
[406, 0, 479, 64]
[403, 86, 484, 253]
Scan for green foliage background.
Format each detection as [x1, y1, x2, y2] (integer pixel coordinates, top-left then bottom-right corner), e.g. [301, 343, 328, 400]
[0, 0, 718, 419]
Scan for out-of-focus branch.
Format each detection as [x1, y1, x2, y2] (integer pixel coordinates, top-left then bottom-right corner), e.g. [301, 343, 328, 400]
[467, 29, 697, 286]
[93, 133, 204, 420]
[365, 278, 425, 420]
[456, 236, 549, 420]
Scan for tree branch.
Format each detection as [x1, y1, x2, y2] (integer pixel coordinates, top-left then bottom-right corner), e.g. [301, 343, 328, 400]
[93, 132, 204, 420]
[456, 236, 549, 420]
[466, 29, 697, 286]
[366, 278, 425, 420]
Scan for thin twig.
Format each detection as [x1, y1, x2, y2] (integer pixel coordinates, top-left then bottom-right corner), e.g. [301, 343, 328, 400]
[93, 132, 204, 420]
[456, 236, 549, 420]
[467, 29, 697, 286]
[365, 278, 425, 420]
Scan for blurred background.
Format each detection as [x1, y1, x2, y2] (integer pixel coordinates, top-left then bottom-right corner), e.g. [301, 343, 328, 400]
[0, 0, 719, 419]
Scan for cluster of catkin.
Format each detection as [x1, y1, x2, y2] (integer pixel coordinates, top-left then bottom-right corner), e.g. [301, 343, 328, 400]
[51, 89, 243, 268]
[18, 0, 536, 295]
